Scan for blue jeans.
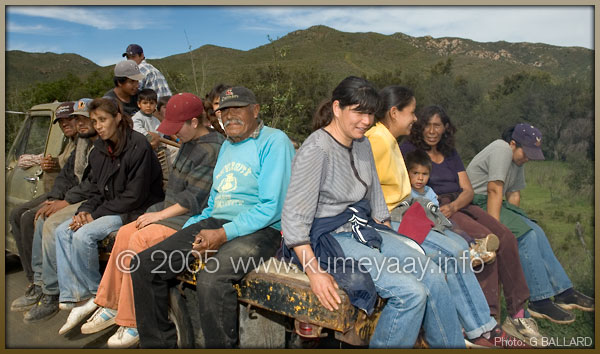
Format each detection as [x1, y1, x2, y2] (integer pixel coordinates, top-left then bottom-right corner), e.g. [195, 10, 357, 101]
[33, 203, 84, 295]
[332, 230, 464, 348]
[517, 215, 572, 301]
[55, 215, 123, 302]
[421, 229, 496, 339]
[31, 218, 45, 288]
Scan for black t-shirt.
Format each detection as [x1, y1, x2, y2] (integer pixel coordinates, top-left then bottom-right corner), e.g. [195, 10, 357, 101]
[103, 89, 139, 118]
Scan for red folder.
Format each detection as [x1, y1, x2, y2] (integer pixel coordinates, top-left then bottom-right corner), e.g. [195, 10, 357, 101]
[396, 202, 434, 244]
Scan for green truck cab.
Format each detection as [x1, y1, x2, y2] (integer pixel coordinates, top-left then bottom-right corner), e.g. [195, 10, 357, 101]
[5, 102, 70, 255]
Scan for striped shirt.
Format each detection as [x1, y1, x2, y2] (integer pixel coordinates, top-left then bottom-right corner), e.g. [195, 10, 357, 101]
[282, 129, 390, 247]
[138, 60, 172, 99]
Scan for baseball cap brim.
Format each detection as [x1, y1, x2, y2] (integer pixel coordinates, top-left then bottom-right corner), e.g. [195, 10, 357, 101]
[53, 115, 76, 124]
[69, 111, 90, 118]
[127, 73, 145, 81]
[215, 101, 251, 111]
[157, 119, 185, 136]
[522, 145, 545, 160]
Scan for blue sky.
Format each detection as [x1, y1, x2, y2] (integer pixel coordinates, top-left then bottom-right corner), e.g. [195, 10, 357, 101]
[6, 6, 594, 67]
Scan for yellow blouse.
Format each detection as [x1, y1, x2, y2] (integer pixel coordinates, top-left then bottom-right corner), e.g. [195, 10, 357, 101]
[365, 122, 411, 211]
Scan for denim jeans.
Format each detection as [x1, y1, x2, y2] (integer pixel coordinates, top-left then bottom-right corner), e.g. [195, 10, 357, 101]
[420, 229, 496, 339]
[517, 215, 572, 301]
[31, 218, 45, 288]
[33, 202, 83, 295]
[332, 230, 464, 348]
[55, 215, 123, 302]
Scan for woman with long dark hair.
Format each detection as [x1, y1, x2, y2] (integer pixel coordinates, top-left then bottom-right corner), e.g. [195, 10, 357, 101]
[400, 105, 543, 346]
[282, 77, 464, 348]
[54, 97, 164, 335]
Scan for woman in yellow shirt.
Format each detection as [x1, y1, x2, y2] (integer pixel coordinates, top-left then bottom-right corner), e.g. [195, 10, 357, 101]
[365, 86, 525, 348]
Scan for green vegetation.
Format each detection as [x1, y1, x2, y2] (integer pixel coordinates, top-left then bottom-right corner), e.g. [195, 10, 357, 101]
[2, 25, 595, 348]
[497, 161, 594, 348]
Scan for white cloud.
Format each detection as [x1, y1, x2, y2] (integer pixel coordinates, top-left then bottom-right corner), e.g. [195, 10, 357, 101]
[8, 6, 149, 30]
[6, 42, 61, 54]
[6, 22, 57, 35]
[234, 6, 594, 49]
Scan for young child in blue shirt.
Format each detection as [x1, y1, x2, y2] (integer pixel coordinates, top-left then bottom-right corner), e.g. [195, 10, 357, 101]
[405, 150, 498, 266]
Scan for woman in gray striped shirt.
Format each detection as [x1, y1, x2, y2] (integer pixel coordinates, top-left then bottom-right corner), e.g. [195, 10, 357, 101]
[281, 76, 464, 348]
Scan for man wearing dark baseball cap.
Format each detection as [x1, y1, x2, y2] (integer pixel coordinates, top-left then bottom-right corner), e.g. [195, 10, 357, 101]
[122, 43, 172, 99]
[510, 123, 545, 161]
[466, 123, 594, 325]
[46, 101, 78, 173]
[131, 85, 296, 349]
[103, 60, 144, 117]
[9, 99, 94, 318]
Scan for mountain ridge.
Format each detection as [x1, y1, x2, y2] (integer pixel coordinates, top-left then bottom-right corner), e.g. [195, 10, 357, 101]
[6, 25, 592, 94]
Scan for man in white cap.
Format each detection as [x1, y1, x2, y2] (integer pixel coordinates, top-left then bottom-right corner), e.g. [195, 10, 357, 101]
[123, 44, 172, 99]
[104, 60, 145, 117]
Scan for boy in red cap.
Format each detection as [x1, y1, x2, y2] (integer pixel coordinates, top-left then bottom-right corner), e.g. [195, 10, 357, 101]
[77, 93, 224, 348]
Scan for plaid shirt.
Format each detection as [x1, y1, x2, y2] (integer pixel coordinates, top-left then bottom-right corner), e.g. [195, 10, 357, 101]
[138, 60, 172, 99]
[226, 119, 264, 143]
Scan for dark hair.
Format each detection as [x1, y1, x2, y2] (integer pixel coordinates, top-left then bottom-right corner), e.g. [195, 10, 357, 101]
[138, 88, 157, 103]
[501, 125, 522, 147]
[113, 76, 129, 88]
[313, 76, 380, 131]
[404, 149, 432, 173]
[204, 83, 230, 135]
[206, 83, 231, 105]
[88, 97, 132, 156]
[409, 105, 457, 157]
[375, 86, 415, 122]
[157, 95, 170, 111]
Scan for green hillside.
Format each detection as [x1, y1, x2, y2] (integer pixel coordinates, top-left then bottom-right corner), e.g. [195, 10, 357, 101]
[6, 25, 593, 97]
[5, 50, 101, 93]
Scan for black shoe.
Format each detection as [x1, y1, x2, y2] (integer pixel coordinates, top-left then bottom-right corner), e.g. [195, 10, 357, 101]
[555, 289, 594, 312]
[528, 301, 575, 324]
[11, 283, 43, 312]
[23, 294, 59, 323]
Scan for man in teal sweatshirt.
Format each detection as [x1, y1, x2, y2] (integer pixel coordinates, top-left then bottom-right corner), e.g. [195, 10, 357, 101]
[131, 86, 296, 348]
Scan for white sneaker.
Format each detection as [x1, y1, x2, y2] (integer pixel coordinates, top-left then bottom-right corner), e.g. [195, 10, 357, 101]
[107, 326, 140, 348]
[59, 302, 76, 311]
[81, 307, 117, 334]
[502, 316, 545, 347]
[58, 298, 98, 335]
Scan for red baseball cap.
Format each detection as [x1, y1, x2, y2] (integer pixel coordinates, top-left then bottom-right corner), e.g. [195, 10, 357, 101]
[157, 93, 204, 135]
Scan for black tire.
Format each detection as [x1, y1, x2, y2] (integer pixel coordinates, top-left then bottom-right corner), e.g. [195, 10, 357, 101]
[168, 286, 195, 348]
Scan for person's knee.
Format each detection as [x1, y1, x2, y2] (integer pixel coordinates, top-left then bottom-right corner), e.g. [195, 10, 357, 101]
[386, 279, 427, 311]
[195, 265, 231, 289]
[72, 229, 95, 248]
[422, 267, 448, 291]
[9, 207, 24, 226]
[21, 209, 37, 224]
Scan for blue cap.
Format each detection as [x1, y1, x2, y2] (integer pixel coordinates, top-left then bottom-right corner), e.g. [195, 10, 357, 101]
[512, 123, 544, 160]
[122, 44, 143, 57]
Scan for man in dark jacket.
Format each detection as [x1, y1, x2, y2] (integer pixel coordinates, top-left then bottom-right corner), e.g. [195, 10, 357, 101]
[9, 101, 76, 293]
[18, 99, 100, 321]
